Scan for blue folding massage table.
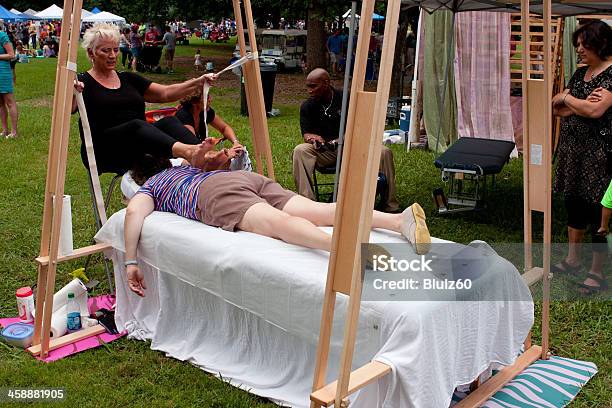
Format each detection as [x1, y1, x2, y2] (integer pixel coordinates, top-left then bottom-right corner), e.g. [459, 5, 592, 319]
[433, 137, 515, 213]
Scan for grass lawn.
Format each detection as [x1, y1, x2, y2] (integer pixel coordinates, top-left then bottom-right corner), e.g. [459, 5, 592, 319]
[0, 39, 609, 407]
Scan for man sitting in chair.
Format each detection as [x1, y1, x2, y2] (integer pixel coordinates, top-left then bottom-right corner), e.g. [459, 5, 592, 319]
[293, 68, 400, 212]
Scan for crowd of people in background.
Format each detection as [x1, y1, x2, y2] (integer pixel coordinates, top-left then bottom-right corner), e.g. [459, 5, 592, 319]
[0, 17, 246, 77]
[0, 16, 337, 75]
[2, 20, 62, 60]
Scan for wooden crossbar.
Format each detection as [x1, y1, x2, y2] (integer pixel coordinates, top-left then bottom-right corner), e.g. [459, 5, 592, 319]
[35, 243, 111, 266]
[27, 325, 107, 356]
[510, 13, 563, 85]
[454, 345, 542, 407]
[522, 267, 545, 287]
[310, 361, 391, 406]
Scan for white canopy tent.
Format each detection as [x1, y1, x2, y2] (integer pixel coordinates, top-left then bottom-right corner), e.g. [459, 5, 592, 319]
[81, 9, 92, 18]
[82, 11, 126, 24]
[9, 8, 21, 14]
[23, 8, 39, 15]
[36, 4, 63, 19]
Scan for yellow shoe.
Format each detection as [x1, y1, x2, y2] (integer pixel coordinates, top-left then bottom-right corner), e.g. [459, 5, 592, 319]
[401, 203, 431, 254]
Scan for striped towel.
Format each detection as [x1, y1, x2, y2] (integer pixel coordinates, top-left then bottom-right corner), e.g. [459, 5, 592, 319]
[452, 356, 598, 408]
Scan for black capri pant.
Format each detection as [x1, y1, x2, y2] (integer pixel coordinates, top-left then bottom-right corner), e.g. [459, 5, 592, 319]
[564, 195, 607, 252]
[81, 116, 200, 175]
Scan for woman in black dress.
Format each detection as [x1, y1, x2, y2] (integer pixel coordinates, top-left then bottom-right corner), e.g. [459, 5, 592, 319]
[552, 20, 612, 294]
[72, 22, 216, 175]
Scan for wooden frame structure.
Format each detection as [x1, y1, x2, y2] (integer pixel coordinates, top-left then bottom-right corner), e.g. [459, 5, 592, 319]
[310, 0, 611, 407]
[31, 0, 273, 358]
[232, 0, 275, 179]
[310, 1, 400, 406]
[510, 13, 564, 87]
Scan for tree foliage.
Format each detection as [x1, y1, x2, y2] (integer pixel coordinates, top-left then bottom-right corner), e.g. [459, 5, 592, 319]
[10, 0, 345, 24]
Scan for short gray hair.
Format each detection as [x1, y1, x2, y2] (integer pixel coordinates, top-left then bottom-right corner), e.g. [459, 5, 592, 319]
[82, 23, 120, 51]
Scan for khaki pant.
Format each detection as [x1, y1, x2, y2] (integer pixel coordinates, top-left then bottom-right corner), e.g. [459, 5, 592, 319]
[292, 143, 399, 212]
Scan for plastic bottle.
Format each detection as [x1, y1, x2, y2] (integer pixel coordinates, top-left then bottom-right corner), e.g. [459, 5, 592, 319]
[66, 292, 82, 333]
[16, 286, 34, 323]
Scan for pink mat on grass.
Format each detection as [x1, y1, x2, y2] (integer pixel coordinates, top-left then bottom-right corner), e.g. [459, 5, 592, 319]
[0, 295, 126, 362]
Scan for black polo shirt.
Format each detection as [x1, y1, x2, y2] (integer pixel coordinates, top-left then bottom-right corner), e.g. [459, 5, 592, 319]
[299, 88, 344, 143]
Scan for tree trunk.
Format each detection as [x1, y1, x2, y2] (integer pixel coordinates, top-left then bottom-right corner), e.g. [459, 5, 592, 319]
[306, 0, 327, 73]
[389, 7, 412, 97]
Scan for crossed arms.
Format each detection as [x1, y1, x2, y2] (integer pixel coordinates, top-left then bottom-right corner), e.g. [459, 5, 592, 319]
[553, 86, 612, 118]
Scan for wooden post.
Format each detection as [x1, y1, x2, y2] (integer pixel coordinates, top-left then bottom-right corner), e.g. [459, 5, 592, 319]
[522, 4, 533, 277]
[232, 0, 275, 180]
[541, 0, 553, 361]
[521, 0, 552, 361]
[33, 0, 75, 349]
[33, 0, 83, 358]
[32, 0, 113, 357]
[310, 0, 400, 405]
[408, 9, 424, 145]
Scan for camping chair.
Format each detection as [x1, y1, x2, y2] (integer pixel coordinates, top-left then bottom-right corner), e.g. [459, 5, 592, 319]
[76, 92, 119, 294]
[83, 170, 121, 293]
[312, 165, 336, 202]
[312, 165, 389, 209]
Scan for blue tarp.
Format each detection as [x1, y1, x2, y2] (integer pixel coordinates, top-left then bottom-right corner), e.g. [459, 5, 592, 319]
[91, 7, 101, 14]
[0, 5, 27, 21]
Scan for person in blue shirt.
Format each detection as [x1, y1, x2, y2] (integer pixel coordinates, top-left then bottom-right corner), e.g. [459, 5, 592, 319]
[326, 30, 343, 77]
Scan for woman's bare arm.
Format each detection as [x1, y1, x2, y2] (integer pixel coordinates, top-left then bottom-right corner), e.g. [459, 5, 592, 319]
[210, 114, 240, 146]
[563, 87, 612, 119]
[124, 193, 155, 297]
[144, 73, 217, 103]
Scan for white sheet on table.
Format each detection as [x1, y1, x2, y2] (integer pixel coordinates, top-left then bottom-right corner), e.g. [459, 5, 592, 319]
[96, 210, 533, 408]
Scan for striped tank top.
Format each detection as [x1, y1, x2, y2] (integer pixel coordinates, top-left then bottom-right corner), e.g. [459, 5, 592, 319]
[137, 166, 226, 220]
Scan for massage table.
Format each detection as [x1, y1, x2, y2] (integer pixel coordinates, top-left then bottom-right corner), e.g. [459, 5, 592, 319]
[434, 137, 516, 214]
[95, 210, 533, 408]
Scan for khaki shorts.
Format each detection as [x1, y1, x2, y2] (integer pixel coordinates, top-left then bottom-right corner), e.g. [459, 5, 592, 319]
[196, 170, 296, 231]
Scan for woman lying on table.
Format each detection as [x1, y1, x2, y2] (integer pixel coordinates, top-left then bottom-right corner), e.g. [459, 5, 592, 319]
[123, 151, 431, 297]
